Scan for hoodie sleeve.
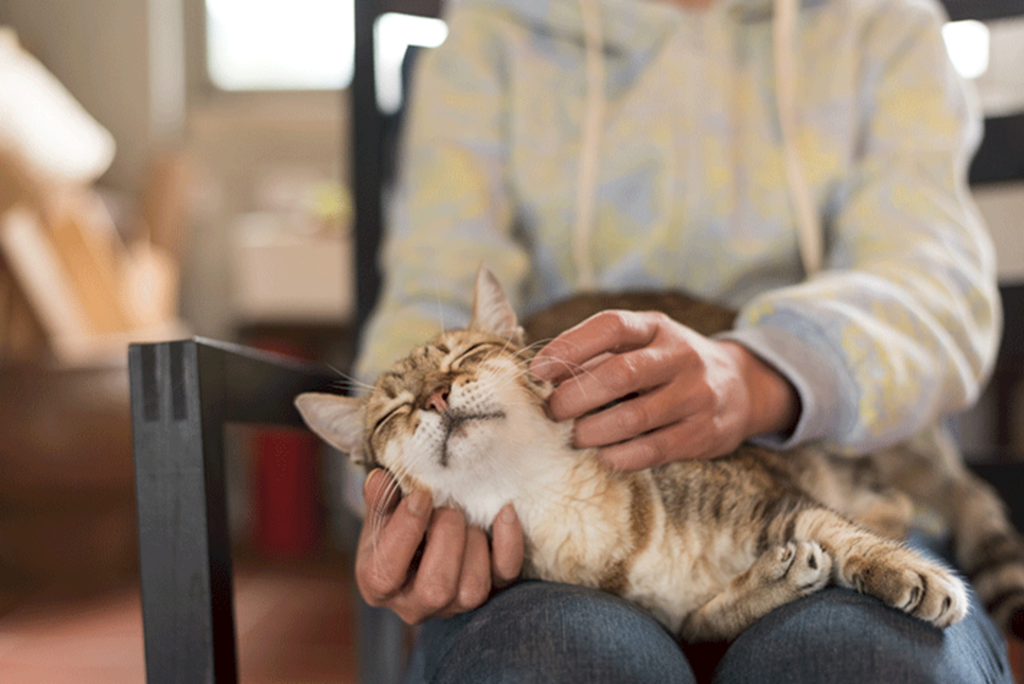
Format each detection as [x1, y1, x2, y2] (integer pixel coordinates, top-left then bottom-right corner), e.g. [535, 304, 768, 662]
[722, 1, 1001, 453]
[354, 6, 531, 382]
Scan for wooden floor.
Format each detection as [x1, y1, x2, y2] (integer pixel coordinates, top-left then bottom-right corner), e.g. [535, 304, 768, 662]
[0, 561, 357, 684]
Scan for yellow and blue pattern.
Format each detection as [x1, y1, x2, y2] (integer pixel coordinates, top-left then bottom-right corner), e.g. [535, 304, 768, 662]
[357, 0, 1000, 454]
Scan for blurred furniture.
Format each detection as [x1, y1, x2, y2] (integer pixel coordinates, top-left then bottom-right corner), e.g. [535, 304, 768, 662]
[942, 0, 1024, 22]
[126, 335, 1024, 684]
[130, 1, 1024, 684]
[350, 2, 443, 681]
[945, 0, 1024, 457]
[0, 363, 137, 604]
[131, 0, 442, 681]
[352, 0, 442, 333]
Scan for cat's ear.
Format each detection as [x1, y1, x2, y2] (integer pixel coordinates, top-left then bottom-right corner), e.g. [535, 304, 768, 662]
[471, 265, 525, 345]
[294, 392, 370, 466]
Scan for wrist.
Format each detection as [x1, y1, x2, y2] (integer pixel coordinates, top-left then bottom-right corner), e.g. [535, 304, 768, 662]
[720, 341, 800, 441]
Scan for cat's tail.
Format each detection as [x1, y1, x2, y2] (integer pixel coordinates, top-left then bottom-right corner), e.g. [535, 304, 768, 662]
[949, 470, 1024, 640]
[875, 425, 1024, 641]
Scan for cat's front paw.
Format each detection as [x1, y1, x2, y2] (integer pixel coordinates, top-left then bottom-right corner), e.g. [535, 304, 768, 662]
[765, 541, 831, 595]
[846, 552, 968, 628]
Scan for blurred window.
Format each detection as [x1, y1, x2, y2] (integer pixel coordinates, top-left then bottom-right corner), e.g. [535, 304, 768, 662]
[204, 2, 448, 104]
[374, 13, 448, 114]
[205, 0, 355, 91]
[943, 20, 990, 80]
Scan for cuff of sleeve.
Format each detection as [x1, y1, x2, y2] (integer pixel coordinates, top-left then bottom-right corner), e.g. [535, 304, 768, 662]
[715, 325, 852, 450]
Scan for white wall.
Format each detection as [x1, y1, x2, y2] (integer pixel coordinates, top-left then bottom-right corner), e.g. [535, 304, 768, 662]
[1, 0, 185, 195]
[0, 0, 349, 341]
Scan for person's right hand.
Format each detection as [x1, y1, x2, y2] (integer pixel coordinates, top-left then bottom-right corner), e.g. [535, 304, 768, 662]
[355, 468, 524, 625]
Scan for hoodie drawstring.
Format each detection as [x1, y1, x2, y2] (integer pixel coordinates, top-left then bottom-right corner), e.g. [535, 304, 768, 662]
[575, 0, 604, 290]
[773, 0, 822, 277]
[575, 0, 821, 285]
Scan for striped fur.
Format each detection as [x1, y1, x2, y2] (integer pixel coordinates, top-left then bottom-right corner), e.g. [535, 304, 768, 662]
[297, 267, 978, 641]
[525, 282, 1024, 642]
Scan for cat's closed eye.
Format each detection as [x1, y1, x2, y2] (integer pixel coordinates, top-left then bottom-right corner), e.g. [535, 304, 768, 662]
[452, 342, 500, 368]
[373, 403, 409, 436]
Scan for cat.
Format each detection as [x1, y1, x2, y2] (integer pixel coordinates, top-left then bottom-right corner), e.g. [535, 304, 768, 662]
[295, 266, 1023, 642]
[522, 280, 1024, 642]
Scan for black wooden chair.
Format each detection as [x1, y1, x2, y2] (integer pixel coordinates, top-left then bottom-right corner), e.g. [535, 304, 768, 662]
[129, 1, 1024, 682]
[129, 2, 438, 682]
[129, 338, 338, 683]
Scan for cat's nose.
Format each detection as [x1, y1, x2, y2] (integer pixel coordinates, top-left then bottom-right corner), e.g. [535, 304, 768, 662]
[426, 387, 449, 413]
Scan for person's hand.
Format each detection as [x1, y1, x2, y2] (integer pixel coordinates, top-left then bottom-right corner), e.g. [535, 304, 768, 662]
[355, 468, 523, 625]
[529, 310, 799, 471]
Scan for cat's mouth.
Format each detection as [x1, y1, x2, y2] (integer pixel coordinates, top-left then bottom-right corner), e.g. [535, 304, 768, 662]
[439, 409, 506, 467]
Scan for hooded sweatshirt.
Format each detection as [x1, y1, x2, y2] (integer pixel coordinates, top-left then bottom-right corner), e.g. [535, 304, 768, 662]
[355, 0, 1001, 454]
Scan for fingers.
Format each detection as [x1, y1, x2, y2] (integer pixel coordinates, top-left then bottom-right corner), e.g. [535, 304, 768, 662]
[542, 319, 702, 424]
[363, 468, 401, 514]
[530, 310, 659, 384]
[571, 381, 705, 450]
[491, 504, 524, 587]
[356, 484, 432, 608]
[454, 527, 493, 612]
[597, 418, 725, 471]
[411, 507, 469, 614]
[356, 470, 523, 624]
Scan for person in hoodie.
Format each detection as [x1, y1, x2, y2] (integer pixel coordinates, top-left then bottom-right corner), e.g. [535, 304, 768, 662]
[352, 0, 1008, 681]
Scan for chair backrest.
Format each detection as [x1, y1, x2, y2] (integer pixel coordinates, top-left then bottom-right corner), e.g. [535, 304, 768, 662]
[351, 0, 443, 335]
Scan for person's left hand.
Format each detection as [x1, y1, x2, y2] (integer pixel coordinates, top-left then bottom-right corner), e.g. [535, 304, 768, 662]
[529, 310, 799, 471]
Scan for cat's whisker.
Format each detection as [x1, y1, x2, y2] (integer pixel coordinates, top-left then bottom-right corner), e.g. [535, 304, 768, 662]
[318, 364, 376, 394]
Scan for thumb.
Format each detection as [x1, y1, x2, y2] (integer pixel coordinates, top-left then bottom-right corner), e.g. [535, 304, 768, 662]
[363, 468, 401, 514]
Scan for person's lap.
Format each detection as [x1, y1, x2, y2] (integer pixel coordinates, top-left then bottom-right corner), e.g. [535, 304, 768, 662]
[402, 536, 1013, 684]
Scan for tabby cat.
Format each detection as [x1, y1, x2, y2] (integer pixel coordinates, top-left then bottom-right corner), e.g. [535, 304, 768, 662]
[296, 267, 1024, 642]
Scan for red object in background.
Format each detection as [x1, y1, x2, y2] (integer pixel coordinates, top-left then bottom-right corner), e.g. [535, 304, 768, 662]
[253, 427, 322, 556]
[251, 340, 323, 557]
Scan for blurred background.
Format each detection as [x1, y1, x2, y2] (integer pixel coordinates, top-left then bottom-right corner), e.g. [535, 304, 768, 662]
[0, 1, 1020, 682]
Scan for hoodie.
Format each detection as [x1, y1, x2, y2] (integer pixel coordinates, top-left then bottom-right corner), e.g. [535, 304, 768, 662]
[356, 0, 1001, 454]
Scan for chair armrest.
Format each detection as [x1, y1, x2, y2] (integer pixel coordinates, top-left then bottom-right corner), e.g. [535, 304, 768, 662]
[129, 338, 338, 684]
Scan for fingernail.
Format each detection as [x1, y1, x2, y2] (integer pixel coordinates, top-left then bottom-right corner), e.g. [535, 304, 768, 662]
[499, 504, 517, 525]
[406, 490, 431, 517]
[363, 468, 383, 498]
[529, 355, 553, 380]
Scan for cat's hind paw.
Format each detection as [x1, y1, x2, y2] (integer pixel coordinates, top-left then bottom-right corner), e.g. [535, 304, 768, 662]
[764, 541, 832, 595]
[786, 541, 832, 595]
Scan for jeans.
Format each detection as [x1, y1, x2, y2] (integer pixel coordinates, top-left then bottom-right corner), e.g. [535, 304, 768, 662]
[402, 536, 1012, 684]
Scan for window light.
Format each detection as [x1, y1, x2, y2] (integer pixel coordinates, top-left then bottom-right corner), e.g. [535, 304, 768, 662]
[943, 20, 990, 80]
[206, 0, 354, 91]
[374, 13, 449, 114]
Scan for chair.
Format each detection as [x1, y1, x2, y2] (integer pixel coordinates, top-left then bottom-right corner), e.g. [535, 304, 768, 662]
[131, 1, 440, 681]
[129, 338, 341, 683]
[129, 0, 1024, 682]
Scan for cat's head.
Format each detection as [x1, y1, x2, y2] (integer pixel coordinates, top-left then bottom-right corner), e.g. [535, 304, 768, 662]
[295, 267, 567, 512]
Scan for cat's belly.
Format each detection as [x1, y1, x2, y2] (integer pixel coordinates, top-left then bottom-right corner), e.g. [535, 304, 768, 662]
[623, 527, 755, 633]
[523, 501, 756, 635]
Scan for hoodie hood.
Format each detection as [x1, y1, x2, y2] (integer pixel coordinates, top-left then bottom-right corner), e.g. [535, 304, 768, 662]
[449, 0, 820, 45]
[450, 0, 690, 51]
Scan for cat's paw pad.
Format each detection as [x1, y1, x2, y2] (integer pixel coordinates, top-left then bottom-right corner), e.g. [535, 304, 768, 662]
[761, 542, 798, 582]
[763, 542, 831, 592]
[784, 541, 831, 595]
[847, 555, 968, 628]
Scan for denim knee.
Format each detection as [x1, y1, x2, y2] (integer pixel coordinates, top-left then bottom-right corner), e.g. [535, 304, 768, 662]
[713, 587, 1012, 684]
[408, 581, 696, 684]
